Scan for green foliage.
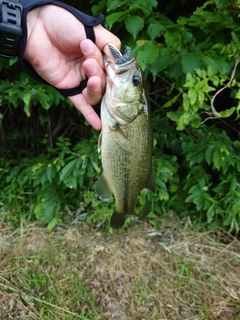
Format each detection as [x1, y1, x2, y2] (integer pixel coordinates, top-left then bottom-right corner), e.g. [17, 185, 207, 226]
[1, 0, 240, 233]
[0, 71, 68, 117]
[93, 0, 240, 232]
[93, 0, 240, 129]
[0, 137, 102, 229]
[182, 127, 240, 232]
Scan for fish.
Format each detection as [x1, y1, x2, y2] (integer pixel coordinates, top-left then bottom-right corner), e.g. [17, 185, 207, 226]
[94, 44, 155, 229]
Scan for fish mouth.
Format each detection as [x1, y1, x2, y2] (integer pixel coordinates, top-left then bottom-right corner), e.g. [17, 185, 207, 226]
[108, 44, 132, 65]
[104, 44, 136, 75]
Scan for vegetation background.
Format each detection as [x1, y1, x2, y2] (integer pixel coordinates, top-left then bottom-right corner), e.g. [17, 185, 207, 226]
[1, 0, 240, 232]
[1, 0, 240, 319]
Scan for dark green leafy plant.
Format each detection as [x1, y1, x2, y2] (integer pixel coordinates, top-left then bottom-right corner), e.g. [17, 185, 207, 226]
[0, 136, 102, 229]
[1, 0, 240, 232]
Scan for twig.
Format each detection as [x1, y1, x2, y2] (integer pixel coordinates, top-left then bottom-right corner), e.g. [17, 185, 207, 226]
[202, 57, 240, 124]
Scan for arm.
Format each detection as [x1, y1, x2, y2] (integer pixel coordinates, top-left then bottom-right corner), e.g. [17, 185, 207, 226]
[0, 0, 121, 129]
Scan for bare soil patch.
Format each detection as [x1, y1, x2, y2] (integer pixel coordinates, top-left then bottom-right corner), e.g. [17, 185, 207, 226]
[0, 215, 240, 319]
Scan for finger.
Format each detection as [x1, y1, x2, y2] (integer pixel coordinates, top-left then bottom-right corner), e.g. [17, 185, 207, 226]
[80, 39, 104, 70]
[69, 93, 102, 131]
[83, 58, 106, 94]
[93, 25, 121, 56]
[82, 75, 103, 106]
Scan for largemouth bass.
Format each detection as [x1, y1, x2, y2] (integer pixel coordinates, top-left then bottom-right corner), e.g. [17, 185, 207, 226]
[95, 45, 155, 228]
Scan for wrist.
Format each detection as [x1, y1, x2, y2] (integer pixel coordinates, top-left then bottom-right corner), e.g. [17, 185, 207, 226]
[0, 0, 23, 58]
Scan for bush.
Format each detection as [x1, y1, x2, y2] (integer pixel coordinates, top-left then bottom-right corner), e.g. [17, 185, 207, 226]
[1, 0, 240, 232]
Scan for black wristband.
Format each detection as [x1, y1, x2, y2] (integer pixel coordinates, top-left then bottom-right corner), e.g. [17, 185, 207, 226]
[0, 0, 23, 58]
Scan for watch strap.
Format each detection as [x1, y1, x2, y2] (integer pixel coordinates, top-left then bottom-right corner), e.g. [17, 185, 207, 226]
[0, 0, 23, 58]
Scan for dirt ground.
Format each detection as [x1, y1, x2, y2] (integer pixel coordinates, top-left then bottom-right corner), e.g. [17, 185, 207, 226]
[0, 214, 240, 319]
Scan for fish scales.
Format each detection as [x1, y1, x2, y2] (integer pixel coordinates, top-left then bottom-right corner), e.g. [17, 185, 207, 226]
[95, 45, 155, 228]
[101, 107, 152, 213]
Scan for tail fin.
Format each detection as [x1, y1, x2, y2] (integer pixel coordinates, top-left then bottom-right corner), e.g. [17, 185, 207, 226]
[110, 211, 125, 229]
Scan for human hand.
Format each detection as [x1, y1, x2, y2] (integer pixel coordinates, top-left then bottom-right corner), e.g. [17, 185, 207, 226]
[24, 5, 121, 130]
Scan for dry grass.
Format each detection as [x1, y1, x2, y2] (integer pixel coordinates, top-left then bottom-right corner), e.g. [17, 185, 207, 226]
[0, 214, 240, 319]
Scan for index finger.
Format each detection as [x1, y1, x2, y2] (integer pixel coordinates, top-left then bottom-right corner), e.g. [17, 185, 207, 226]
[69, 94, 102, 130]
[80, 39, 104, 70]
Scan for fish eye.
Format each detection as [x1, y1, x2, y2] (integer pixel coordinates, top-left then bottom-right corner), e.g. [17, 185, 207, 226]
[132, 75, 141, 86]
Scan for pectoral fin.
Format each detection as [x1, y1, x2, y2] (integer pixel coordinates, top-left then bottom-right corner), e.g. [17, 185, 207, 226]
[111, 127, 130, 152]
[94, 173, 113, 202]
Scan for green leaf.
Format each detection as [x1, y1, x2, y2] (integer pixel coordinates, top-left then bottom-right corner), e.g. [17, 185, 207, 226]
[34, 201, 55, 222]
[125, 15, 144, 39]
[188, 149, 205, 166]
[137, 42, 159, 69]
[157, 179, 169, 200]
[167, 111, 182, 122]
[190, 114, 201, 128]
[6, 165, 23, 183]
[144, 0, 158, 8]
[216, 0, 231, 9]
[188, 88, 197, 105]
[185, 73, 196, 88]
[205, 145, 215, 165]
[92, 0, 107, 15]
[164, 27, 181, 48]
[177, 112, 191, 130]
[207, 205, 215, 224]
[219, 107, 236, 118]
[231, 31, 239, 44]
[186, 191, 203, 209]
[182, 31, 193, 44]
[9, 57, 18, 66]
[23, 92, 31, 117]
[46, 166, 56, 183]
[183, 93, 190, 111]
[150, 47, 173, 75]
[130, 0, 158, 12]
[202, 55, 230, 75]
[148, 22, 165, 40]
[181, 52, 202, 73]
[59, 159, 77, 181]
[201, 55, 218, 74]
[107, 0, 126, 11]
[198, 91, 205, 105]
[213, 56, 231, 74]
[213, 149, 222, 170]
[159, 188, 169, 201]
[47, 217, 58, 231]
[163, 93, 180, 108]
[195, 79, 205, 91]
[106, 12, 125, 29]
[232, 202, 240, 215]
[168, 55, 183, 80]
[36, 91, 50, 110]
[201, 11, 221, 23]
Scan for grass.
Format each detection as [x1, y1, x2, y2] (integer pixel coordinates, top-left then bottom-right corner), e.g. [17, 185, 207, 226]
[0, 213, 240, 319]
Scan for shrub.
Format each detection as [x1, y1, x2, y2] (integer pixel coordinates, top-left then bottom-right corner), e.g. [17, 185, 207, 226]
[1, 0, 240, 232]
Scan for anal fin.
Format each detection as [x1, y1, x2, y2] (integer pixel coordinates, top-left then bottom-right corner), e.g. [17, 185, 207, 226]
[94, 173, 113, 202]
